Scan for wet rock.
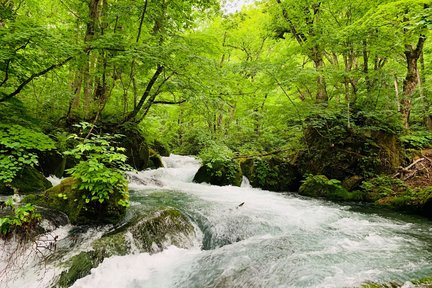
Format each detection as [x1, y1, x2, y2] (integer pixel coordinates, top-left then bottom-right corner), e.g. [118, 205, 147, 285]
[57, 207, 195, 287]
[148, 148, 164, 169]
[297, 112, 401, 181]
[240, 156, 301, 192]
[0, 166, 52, 195]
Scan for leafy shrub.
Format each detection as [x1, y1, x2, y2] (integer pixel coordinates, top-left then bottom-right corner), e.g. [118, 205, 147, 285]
[401, 131, 432, 149]
[199, 143, 235, 164]
[0, 124, 55, 184]
[0, 199, 41, 239]
[64, 123, 131, 207]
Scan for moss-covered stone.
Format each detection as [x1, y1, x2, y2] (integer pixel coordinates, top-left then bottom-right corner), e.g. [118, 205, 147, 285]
[150, 140, 170, 157]
[24, 177, 126, 225]
[128, 207, 195, 252]
[297, 112, 401, 181]
[193, 160, 242, 186]
[56, 207, 195, 287]
[342, 175, 363, 191]
[58, 251, 103, 288]
[360, 176, 432, 218]
[299, 175, 364, 201]
[0, 166, 52, 195]
[240, 156, 301, 192]
[148, 148, 164, 169]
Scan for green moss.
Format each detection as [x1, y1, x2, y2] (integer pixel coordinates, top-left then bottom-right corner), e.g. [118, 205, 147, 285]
[361, 176, 432, 217]
[93, 232, 128, 257]
[148, 148, 164, 169]
[56, 207, 195, 286]
[193, 159, 242, 186]
[129, 207, 195, 252]
[58, 251, 102, 288]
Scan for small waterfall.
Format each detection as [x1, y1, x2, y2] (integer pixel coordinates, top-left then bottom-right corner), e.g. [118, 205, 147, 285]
[241, 176, 251, 188]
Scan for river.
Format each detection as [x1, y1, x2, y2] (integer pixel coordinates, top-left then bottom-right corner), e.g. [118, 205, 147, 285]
[73, 155, 432, 288]
[2, 155, 432, 288]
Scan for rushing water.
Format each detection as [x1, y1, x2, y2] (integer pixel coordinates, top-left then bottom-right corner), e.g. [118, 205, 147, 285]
[2, 155, 432, 288]
[71, 155, 432, 288]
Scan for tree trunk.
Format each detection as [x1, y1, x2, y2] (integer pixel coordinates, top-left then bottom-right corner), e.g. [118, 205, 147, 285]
[401, 35, 426, 129]
[313, 54, 328, 103]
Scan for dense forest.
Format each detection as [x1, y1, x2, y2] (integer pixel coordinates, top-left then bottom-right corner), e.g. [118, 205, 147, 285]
[1, 0, 432, 286]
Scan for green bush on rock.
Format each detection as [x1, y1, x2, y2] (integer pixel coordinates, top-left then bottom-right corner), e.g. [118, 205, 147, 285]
[299, 175, 364, 201]
[25, 123, 132, 225]
[65, 126, 130, 208]
[194, 144, 242, 186]
[0, 124, 55, 193]
[0, 199, 41, 240]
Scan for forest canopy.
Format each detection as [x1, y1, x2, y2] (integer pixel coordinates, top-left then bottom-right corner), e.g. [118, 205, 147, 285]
[0, 0, 431, 192]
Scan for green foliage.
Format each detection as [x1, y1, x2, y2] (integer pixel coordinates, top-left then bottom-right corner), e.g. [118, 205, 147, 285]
[65, 123, 131, 208]
[401, 131, 432, 149]
[0, 199, 41, 239]
[194, 144, 242, 186]
[0, 124, 55, 183]
[199, 143, 235, 164]
[360, 175, 408, 201]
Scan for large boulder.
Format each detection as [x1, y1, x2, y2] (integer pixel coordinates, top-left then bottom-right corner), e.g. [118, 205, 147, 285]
[147, 148, 164, 169]
[297, 112, 401, 181]
[24, 178, 126, 225]
[114, 124, 150, 171]
[0, 166, 52, 195]
[57, 207, 195, 287]
[240, 156, 301, 192]
[193, 160, 242, 186]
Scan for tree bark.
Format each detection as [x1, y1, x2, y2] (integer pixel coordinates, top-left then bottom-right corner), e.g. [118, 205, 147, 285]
[401, 35, 426, 129]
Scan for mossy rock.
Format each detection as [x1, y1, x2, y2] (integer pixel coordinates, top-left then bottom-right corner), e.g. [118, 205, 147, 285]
[57, 207, 195, 287]
[193, 160, 242, 186]
[297, 112, 401, 181]
[299, 175, 364, 201]
[57, 251, 103, 288]
[148, 148, 164, 169]
[240, 156, 301, 192]
[99, 122, 149, 170]
[150, 140, 170, 157]
[36, 150, 66, 178]
[0, 166, 52, 195]
[24, 178, 126, 225]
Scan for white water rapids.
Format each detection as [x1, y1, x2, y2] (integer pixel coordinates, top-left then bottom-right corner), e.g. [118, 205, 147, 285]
[2, 155, 432, 287]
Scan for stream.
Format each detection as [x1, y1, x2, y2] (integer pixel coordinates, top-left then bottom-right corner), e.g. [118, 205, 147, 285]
[3, 155, 432, 287]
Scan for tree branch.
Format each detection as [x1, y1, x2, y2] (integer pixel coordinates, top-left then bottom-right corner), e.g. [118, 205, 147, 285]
[153, 99, 186, 105]
[0, 56, 73, 103]
[0, 60, 10, 87]
[122, 65, 164, 123]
